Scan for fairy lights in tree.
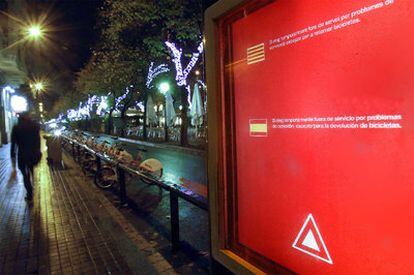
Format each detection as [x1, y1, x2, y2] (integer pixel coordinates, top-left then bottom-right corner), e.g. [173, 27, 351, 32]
[67, 109, 77, 121]
[96, 96, 108, 116]
[87, 95, 99, 109]
[165, 40, 204, 109]
[146, 62, 170, 88]
[135, 101, 145, 112]
[186, 85, 191, 108]
[78, 102, 90, 118]
[165, 41, 204, 87]
[57, 113, 64, 122]
[181, 42, 203, 85]
[66, 95, 103, 121]
[62, 41, 204, 124]
[115, 88, 131, 111]
[66, 88, 134, 121]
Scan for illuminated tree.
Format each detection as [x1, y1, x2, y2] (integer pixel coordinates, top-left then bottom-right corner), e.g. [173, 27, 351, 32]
[74, 0, 203, 139]
[165, 40, 204, 145]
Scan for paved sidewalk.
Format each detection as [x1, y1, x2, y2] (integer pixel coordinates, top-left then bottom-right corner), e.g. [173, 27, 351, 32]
[0, 139, 175, 274]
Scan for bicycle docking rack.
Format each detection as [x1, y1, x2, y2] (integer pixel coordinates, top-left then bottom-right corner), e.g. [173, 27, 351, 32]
[62, 135, 208, 252]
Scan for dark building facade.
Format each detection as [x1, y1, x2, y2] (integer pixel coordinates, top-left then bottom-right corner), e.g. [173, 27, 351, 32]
[0, 0, 27, 143]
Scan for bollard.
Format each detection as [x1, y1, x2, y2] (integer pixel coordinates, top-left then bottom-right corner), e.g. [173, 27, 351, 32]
[76, 144, 81, 162]
[117, 165, 128, 207]
[94, 155, 101, 186]
[170, 191, 180, 251]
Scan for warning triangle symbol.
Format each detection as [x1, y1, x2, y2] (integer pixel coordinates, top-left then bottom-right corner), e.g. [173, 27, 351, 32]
[302, 230, 320, 251]
[292, 214, 333, 264]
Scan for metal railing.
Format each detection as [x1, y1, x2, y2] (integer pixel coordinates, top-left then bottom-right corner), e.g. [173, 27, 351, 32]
[62, 135, 208, 251]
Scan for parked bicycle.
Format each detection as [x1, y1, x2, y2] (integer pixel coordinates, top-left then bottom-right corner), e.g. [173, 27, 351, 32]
[92, 139, 164, 189]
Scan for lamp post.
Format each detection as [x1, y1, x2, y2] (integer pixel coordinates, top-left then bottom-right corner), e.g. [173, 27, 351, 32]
[26, 25, 44, 41]
[10, 95, 28, 113]
[0, 17, 46, 144]
[30, 81, 45, 97]
[0, 23, 45, 54]
[158, 82, 170, 142]
[30, 80, 45, 119]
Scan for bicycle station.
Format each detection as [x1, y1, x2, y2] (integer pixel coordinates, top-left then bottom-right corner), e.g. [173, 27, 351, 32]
[61, 132, 208, 252]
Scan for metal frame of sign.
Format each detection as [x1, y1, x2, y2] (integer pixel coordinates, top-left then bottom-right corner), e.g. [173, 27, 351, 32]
[206, 0, 291, 273]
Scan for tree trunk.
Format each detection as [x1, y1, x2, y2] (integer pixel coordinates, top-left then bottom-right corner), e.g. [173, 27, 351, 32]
[107, 109, 114, 135]
[120, 107, 127, 137]
[143, 93, 148, 141]
[164, 97, 168, 142]
[180, 86, 189, 146]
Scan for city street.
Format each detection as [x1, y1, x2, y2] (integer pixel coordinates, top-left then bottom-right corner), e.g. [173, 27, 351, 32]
[82, 131, 207, 195]
[0, 138, 209, 274]
[66, 131, 210, 270]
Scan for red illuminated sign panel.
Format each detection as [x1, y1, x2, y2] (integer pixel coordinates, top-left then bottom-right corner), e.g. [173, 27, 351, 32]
[218, 0, 414, 273]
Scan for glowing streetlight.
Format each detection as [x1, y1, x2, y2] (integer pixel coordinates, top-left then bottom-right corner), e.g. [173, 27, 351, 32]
[158, 82, 170, 95]
[26, 25, 43, 40]
[30, 81, 46, 98]
[33, 82, 44, 91]
[10, 95, 28, 113]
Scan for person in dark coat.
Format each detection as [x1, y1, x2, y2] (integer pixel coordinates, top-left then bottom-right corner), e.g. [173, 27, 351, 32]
[10, 113, 41, 201]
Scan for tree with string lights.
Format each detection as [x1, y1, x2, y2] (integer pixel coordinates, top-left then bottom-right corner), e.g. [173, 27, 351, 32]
[165, 40, 204, 145]
[74, 0, 203, 140]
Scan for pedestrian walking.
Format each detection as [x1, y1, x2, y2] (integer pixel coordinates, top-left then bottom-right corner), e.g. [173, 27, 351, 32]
[10, 112, 42, 201]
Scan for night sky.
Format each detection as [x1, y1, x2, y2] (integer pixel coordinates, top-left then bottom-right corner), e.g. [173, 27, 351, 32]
[24, 0, 102, 96]
[51, 0, 102, 71]
[0, 0, 103, 110]
[21, 0, 217, 82]
[0, 0, 218, 111]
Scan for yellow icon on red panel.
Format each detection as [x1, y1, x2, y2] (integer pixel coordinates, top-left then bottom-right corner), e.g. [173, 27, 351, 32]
[247, 43, 265, 64]
[249, 119, 268, 137]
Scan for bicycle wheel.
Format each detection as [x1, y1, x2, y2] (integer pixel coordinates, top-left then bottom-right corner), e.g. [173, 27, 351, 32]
[94, 167, 117, 189]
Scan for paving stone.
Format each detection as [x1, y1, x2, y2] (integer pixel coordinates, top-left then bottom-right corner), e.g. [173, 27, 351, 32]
[0, 142, 142, 273]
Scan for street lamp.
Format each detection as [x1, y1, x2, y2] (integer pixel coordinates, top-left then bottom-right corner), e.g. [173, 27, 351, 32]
[30, 80, 46, 120]
[10, 95, 28, 113]
[0, 12, 46, 53]
[159, 82, 170, 95]
[34, 82, 44, 92]
[30, 81, 45, 98]
[158, 81, 170, 141]
[26, 25, 43, 40]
